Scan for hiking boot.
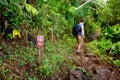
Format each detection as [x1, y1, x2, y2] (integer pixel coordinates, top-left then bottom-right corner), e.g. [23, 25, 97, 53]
[76, 51, 81, 54]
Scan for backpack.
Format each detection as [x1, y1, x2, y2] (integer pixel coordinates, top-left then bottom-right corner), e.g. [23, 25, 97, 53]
[72, 24, 81, 36]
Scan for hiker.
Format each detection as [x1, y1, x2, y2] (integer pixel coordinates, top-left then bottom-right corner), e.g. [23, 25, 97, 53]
[72, 18, 86, 54]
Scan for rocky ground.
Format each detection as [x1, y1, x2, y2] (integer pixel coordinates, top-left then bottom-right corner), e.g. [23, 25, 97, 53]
[70, 45, 120, 80]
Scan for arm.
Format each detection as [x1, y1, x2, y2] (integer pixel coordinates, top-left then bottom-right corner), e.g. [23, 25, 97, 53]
[81, 24, 85, 38]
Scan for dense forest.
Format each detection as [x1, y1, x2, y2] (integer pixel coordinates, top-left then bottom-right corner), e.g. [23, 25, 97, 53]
[0, 0, 120, 80]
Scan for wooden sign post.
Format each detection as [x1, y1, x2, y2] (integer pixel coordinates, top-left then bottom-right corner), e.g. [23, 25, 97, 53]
[36, 35, 44, 65]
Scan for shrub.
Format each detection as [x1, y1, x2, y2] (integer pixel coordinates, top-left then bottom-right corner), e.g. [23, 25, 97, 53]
[113, 60, 120, 68]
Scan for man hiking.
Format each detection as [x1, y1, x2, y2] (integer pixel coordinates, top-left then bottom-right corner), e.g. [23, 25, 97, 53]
[72, 18, 86, 54]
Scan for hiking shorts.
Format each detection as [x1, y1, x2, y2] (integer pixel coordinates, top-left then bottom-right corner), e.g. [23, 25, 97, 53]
[76, 34, 83, 44]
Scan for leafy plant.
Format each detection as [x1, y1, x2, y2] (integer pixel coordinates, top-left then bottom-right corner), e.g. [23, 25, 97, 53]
[113, 60, 120, 68]
[88, 38, 112, 54]
[25, 3, 39, 16]
[111, 42, 120, 55]
[101, 24, 120, 42]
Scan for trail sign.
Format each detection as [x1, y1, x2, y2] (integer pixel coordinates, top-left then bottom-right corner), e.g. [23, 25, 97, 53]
[36, 35, 44, 49]
[36, 35, 44, 65]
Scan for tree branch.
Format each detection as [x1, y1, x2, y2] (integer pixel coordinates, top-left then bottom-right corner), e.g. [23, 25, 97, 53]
[77, 0, 92, 10]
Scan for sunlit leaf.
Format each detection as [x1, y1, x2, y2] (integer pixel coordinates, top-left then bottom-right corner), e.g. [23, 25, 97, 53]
[25, 3, 39, 16]
[68, 6, 76, 15]
[12, 29, 21, 38]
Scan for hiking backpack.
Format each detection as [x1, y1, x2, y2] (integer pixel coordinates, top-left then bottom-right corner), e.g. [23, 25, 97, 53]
[72, 24, 81, 36]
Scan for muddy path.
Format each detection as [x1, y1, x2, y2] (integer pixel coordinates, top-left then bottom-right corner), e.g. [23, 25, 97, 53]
[70, 44, 120, 80]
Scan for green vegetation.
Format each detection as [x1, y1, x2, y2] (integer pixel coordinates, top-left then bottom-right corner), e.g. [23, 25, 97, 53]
[88, 0, 120, 67]
[0, 0, 120, 79]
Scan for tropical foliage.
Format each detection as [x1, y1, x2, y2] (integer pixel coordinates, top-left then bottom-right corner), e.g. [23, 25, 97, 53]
[0, 0, 120, 79]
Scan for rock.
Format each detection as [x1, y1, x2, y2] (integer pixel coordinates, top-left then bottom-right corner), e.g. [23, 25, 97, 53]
[70, 68, 83, 80]
[94, 69, 111, 80]
[89, 32, 100, 41]
[70, 67, 94, 80]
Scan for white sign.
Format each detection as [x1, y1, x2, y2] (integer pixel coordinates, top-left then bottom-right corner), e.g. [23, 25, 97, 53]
[36, 35, 44, 48]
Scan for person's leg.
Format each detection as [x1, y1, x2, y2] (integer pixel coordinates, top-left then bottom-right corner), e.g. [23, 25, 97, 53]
[75, 35, 79, 50]
[77, 35, 83, 52]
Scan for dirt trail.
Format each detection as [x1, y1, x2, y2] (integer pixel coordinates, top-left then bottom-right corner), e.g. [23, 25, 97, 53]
[70, 45, 120, 80]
